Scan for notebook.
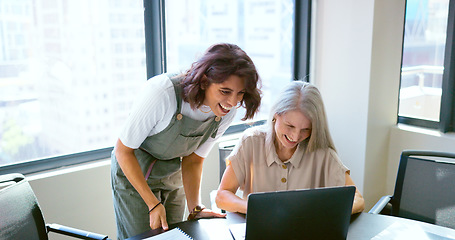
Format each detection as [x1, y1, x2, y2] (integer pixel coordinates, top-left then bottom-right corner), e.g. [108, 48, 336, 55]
[230, 186, 356, 240]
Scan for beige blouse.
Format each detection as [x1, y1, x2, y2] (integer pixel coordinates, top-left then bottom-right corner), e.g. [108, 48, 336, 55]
[228, 126, 349, 199]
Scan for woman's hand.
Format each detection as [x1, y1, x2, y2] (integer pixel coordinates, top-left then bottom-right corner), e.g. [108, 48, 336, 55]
[149, 203, 169, 230]
[193, 208, 226, 220]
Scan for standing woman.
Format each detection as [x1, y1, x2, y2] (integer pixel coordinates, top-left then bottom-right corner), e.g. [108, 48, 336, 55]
[111, 43, 261, 239]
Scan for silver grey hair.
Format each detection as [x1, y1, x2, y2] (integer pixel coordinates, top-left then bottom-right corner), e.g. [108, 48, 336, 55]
[266, 81, 336, 153]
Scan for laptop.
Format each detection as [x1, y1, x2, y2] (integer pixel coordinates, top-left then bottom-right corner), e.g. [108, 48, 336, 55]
[229, 186, 355, 240]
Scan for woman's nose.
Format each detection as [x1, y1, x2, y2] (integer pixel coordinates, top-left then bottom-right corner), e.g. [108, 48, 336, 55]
[228, 95, 240, 106]
[290, 130, 301, 141]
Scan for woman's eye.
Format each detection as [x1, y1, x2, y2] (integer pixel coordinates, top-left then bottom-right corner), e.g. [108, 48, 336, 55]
[221, 90, 230, 95]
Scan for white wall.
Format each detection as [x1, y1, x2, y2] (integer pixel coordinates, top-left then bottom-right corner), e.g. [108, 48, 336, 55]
[29, 161, 117, 240]
[313, 0, 374, 193]
[313, 0, 406, 210]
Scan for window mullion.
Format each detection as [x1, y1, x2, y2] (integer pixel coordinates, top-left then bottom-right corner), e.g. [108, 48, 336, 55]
[293, 0, 312, 81]
[440, 0, 455, 133]
[144, 0, 166, 79]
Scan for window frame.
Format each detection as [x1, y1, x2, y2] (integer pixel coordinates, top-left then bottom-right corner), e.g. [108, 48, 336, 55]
[0, 0, 311, 175]
[398, 0, 455, 133]
[294, 0, 312, 81]
[440, 0, 455, 133]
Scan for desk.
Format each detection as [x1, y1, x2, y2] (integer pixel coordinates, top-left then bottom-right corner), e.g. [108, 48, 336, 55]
[127, 212, 455, 240]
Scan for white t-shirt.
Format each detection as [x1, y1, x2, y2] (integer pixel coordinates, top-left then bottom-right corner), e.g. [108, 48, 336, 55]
[119, 73, 236, 158]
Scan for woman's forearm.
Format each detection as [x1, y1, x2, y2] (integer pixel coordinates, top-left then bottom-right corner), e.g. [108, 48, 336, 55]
[216, 165, 247, 213]
[115, 139, 160, 209]
[352, 191, 365, 214]
[216, 189, 247, 214]
[345, 172, 365, 214]
[181, 153, 205, 211]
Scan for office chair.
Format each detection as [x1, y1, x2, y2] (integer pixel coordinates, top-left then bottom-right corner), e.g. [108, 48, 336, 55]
[0, 173, 110, 240]
[369, 150, 455, 229]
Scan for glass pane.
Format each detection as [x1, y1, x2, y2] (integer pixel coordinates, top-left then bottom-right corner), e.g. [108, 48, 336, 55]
[398, 0, 449, 121]
[0, 0, 146, 167]
[164, 0, 294, 125]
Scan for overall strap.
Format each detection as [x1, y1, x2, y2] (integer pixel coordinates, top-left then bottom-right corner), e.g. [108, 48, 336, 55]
[169, 75, 183, 114]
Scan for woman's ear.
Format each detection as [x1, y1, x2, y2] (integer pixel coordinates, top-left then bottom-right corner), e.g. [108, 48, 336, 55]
[200, 75, 209, 90]
[272, 113, 278, 123]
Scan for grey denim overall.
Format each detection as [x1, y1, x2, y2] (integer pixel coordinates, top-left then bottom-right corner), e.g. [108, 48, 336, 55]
[111, 76, 221, 239]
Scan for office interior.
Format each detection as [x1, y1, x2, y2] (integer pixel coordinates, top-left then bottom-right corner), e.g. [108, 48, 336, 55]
[11, 1, 455, 239]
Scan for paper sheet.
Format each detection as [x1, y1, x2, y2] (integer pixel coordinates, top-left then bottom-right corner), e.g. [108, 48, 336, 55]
[371, 222, 455, 240]
[229, 223, 246, 240]
[143, 227, 192, 240]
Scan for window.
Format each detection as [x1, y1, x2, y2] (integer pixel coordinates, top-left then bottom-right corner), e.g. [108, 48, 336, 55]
[398, 0, 455, 132]
[163, 0, 295, 124]
[0, 0, 311, 174]
[145, 0, 311, 133]
[0, 0, 146, 174]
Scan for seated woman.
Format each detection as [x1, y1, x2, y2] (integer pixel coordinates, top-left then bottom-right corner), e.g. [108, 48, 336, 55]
[215, 81, 365, 214]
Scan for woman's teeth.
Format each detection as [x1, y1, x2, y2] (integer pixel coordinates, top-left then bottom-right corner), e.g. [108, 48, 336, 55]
[285, 135, 296, 142]
[220, 103, 232, 111]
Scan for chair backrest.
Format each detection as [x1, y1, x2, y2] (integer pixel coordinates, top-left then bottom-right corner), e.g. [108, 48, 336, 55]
[391, 150, 455, 229]
[0, 173, 48, 240]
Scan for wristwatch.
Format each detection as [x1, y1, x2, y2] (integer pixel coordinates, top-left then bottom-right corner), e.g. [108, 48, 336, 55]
[187, 204, 205, 220]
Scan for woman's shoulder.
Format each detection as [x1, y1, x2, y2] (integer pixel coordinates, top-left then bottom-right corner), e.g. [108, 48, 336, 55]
[146, 73, 173, 90]
[310, 148, 348, 173]
[140, 73, 176, 101]
[240, 125, 268, 144]
[311, 147, 339, 161]
[132, 73, 177, 115]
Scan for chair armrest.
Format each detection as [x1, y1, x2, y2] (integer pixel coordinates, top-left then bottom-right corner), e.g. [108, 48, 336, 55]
[368, 195, 392, 214]
[47, 223, 109, 240]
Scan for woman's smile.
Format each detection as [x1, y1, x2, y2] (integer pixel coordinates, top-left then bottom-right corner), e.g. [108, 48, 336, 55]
[219, 103, 233, 113]
[284, 134, 297, 143]
[203, 75, 245, 117]
[274, 110, 312, 152]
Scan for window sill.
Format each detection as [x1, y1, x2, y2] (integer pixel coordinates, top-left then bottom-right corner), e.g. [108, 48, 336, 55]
[26, 158, 111, 181]
[396, 123, 455, 140]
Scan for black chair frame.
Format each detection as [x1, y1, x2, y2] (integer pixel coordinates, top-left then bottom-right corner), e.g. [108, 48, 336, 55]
[0, 173, 110, 240]
[369, 150, 455, 227]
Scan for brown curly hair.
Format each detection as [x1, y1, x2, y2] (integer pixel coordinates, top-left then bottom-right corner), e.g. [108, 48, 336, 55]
[178, 43, 261, 120]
